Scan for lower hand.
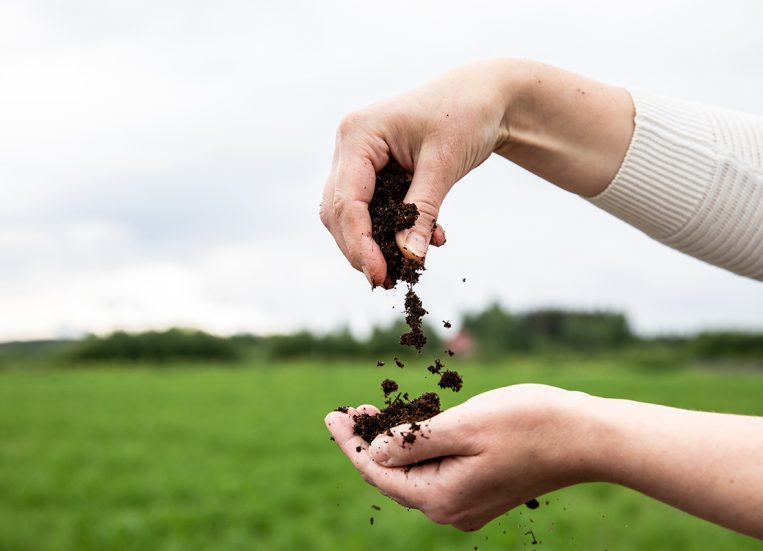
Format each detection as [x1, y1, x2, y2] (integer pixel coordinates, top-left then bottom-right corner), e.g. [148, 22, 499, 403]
[324, 384, 595, 531]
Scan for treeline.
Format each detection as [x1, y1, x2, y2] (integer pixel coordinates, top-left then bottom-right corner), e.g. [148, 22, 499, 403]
[0, 304, 761, 365]
[462, 304, 632, 356]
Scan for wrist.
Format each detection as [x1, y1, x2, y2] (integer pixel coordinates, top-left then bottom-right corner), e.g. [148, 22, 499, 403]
[495, 59, 634, 197]
[543, 389, 613, 486]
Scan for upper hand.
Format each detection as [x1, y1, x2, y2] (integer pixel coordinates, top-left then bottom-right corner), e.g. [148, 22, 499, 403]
[319, 59, 516, 287]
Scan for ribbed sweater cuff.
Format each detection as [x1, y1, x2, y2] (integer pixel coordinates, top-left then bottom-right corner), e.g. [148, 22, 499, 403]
[589, 91, 763, 280]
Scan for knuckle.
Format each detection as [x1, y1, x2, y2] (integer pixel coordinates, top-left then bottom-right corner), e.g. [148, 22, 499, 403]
[337, 111, 368, 140]
[332, 193, 349, 219]
[413, 197, 440, 224]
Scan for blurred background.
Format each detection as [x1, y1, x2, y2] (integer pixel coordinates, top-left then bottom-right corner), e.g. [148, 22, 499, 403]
[1, 1, 762, 549]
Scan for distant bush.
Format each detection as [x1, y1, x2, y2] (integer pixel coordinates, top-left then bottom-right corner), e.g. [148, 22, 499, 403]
[69, 329, 240, 363]
[261, 322, 443, 360]
[463, 303, 633, 356]
[690, 332, 763, 360]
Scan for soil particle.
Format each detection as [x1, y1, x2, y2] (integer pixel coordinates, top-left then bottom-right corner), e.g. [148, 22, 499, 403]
[371, 504, 381, 511]
[376, 360, 385, 367]
[356, 446, 362, 453]
[442, 320, 451, 329]
[335, 406, 349, 413]
[402, 432, 417, 446]
[393, 356, 405, 368]
[445, 349, 455, 357]
[525, 498, 540, 510]
[381, 379, 399, 397]
[427, 358, 445, 375]
[438, 370, 463, 392]
[524, 529, 539, 545]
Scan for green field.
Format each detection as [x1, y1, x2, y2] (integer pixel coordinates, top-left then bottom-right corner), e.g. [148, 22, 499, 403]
[1, 358, 762, 550]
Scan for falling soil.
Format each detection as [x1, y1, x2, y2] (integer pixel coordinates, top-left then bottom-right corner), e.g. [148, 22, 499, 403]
[438, 370, 463, 392]
[381, 379, 399, 397]
[427, 358, 445, 375]
[442, 320, 452, 329]
[343, 159, 463, 446]
[400, 288, 427, 352]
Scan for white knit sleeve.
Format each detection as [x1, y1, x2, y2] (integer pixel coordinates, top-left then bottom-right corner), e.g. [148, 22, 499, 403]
[589, 91, 763, 281]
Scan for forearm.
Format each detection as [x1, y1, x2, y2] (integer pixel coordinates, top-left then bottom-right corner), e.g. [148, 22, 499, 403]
[585, 396, 763, 538]
[496, 59, 635, 197]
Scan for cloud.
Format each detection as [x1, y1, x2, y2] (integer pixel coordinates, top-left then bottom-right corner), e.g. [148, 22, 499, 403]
[1, 1, 762, 340]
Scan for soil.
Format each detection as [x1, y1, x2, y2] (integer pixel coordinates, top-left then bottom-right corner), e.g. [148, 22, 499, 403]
[353, 392, 441, 443]
[427, 358, 445, 374]
[368, 160, 423, 287]
[438, 370, 463, 392]
[399, 288, 427, 352]
[442, 320, 452, 329]
[342, 159, 463, 446]
[381, 379, 398, 397]
[525, 498, 540, 510]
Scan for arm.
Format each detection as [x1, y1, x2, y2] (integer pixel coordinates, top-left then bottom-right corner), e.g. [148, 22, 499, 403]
[324, 385, 763, 538]
[320, 58, 763, 283]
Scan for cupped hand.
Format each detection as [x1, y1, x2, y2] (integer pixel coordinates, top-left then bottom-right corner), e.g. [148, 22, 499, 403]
[324, 384, 597, 531]
[319, 59, 517, 287]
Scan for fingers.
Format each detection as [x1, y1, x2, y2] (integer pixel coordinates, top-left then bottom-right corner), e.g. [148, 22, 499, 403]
[395, 148, 457, 261]
[330, 120, 391, 286]
[368, 406, 475, 467]
[430, 223, 447, 247]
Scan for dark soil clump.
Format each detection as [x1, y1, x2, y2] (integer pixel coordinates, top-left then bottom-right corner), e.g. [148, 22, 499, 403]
[400, 288, 427, 352]
[427, 358, 445, 375]
[369, 161, 423, 287]
[525, 498, 540, 510]
[438, 370, 463, 392]
[353, 392, 441, 443]
[381, 379, 398, 397]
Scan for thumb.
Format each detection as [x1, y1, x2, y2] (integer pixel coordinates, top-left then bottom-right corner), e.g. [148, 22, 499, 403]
[395, 152, 456, 260]
[368, 408, 473, 467]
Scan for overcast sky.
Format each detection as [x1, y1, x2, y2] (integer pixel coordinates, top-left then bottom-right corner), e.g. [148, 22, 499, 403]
[1, 0, 762, 341]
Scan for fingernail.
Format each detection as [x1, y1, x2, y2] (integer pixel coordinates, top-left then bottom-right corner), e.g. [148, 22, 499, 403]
[362, 266, 374, 287]
[370, 439, 390, 464]
[404, 231, 428, 259]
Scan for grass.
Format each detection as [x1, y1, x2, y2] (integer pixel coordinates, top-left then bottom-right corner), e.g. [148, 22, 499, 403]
[0, 357, 762, 550]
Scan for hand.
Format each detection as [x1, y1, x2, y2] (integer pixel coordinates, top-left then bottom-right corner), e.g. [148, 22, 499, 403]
[324, 384, 595, 531]
[319, 59, 519, 287]
[319, 59, 634, 287]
